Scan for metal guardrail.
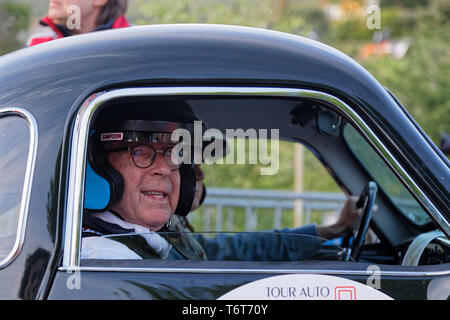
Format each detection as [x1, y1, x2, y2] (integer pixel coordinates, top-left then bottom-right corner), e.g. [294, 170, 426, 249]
[191, 187, 347, 231]
[191, 187, 424, 231]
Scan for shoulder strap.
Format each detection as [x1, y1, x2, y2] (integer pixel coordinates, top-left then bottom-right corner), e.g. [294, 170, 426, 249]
[82, 212, 134, 235]
[82, 212, 166, 259]
[112, 235, 162, 259]
[161, 216, 207, 260]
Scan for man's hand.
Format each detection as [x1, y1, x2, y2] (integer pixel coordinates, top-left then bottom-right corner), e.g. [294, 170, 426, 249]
[316, 196, 362, 240]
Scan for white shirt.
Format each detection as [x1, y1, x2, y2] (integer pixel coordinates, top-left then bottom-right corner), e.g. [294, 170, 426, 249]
[81, 211, 171, 260]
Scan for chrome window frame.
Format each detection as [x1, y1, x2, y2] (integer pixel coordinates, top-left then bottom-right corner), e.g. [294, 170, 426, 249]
[0, 108, 38, 269]
[60, 265, 450, 277]
[62, 87, 450, 276]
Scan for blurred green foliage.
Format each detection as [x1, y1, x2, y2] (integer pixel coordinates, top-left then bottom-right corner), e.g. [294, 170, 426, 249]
[360, 27, 450, 143]
[336, 2, 449, 145]
[380, 0, 429, 8]
[0, 0, 31, 55]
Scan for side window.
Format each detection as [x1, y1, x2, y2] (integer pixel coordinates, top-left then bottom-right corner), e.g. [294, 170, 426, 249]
[79, 96, 353, 263]
[0, 114, 31, 263]
[190, 138, 344, 233]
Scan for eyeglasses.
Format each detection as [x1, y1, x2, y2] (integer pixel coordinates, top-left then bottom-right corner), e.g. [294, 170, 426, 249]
[106, 144, 181, 171]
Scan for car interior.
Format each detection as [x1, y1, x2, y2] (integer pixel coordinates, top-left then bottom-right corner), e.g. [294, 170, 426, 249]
[82, 94, 450, 268]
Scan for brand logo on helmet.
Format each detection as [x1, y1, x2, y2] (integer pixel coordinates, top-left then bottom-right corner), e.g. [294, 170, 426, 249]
[101, 132, 124, 141]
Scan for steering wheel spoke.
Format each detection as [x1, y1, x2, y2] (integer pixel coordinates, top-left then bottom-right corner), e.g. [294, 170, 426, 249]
[345, 181, 378, 262]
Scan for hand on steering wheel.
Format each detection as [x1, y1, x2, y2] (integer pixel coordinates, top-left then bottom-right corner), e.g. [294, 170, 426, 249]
[344, 181, 378, 262]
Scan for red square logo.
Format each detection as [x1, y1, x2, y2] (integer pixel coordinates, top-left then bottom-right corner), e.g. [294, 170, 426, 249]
[334, 286, 356, 300]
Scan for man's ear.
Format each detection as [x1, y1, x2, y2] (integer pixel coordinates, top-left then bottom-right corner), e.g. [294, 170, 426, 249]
[93, 0, 109, 8]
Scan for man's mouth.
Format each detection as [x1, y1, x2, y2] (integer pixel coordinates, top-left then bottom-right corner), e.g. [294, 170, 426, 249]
[141, 190, 168, 200]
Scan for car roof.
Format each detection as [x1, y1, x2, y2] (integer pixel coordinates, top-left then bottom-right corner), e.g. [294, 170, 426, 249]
[0, 24, 387, 111]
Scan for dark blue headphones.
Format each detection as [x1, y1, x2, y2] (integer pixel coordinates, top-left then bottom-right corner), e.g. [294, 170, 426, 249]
[84, 160, 111, 211]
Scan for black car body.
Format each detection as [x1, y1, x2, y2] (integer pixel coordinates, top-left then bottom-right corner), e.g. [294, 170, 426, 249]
[0, 24, 448, 300]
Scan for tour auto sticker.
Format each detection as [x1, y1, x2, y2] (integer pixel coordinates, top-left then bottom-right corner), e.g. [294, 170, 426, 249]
[218, 274, 393, 300]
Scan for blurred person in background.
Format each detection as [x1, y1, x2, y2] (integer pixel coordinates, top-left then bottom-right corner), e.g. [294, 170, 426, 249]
[27, 0, 129, 46]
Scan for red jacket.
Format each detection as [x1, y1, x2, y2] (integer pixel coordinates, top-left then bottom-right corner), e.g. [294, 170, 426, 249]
[27, 15, 130, 46]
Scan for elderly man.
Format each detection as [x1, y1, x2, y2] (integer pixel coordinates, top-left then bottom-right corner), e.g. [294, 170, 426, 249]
[28, 0, 129, 46]
[81, 99, 361, 261]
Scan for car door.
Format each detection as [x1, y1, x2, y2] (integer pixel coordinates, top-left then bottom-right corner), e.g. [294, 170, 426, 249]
[48, 86, 450, 300]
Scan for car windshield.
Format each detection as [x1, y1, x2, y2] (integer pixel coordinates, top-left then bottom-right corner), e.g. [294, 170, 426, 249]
[83, 231, 352, 262]
[343, 124, 431, 225]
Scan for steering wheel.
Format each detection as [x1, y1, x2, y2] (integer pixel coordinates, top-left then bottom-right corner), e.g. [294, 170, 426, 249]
[343, 181, 378, 262]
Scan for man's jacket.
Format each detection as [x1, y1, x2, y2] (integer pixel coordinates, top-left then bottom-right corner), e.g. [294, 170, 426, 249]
[81, 212, 322, 261]
[27, 15, 130, 47]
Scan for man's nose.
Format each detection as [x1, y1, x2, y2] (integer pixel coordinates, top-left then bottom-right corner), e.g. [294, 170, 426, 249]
[148, 152, 172, 175]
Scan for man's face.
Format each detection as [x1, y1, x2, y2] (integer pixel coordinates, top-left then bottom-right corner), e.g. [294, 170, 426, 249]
[47, 0, 97, 25]
[107, 142, 180, 231]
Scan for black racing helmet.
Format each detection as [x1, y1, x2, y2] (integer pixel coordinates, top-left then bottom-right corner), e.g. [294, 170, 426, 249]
[85, 98, 201, 217]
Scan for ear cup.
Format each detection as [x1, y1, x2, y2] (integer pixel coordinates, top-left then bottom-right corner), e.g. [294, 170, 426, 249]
[84, 162, 111, 210]
[85, 134, 124, 212]
[174, 164, 196, 216]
